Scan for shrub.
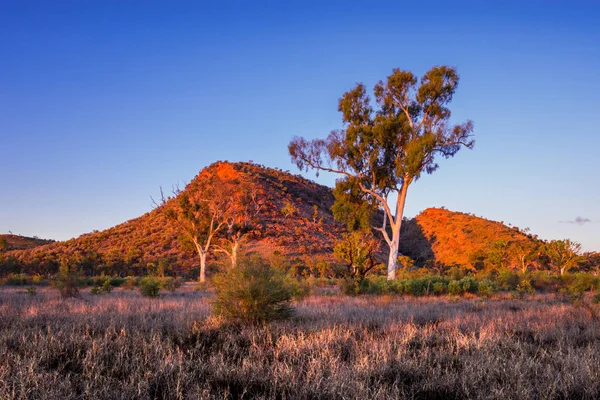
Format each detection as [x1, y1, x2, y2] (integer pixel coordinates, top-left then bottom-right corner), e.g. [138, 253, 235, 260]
[161, 277, 183, 292]
[592, 291, 600, 304]
[139, 277, 161, 298]
[496, 268, 519, 291]
[122, 276, 137, 290]
[404, 279, 427, 296]
[568, 274, 600, 293]
[460, 277, 478, 294]
[432, 282, 447, 295]
[560, 286, 584, 305]
[285, 275, 312, 300]
[5, 273, 28, 286]
[25, 287, 37, 296]
[516, 279, 536, 297]
[53, 259, 80, 298]
[101, 279, 113, 293]
[90, 286, 102, 295]
[387, 280, 404, 295]
[212, 259, 295, 323]
[31, 275, 43, 285]
[448, 280, 463, 296]
[477, 280, 498, 298]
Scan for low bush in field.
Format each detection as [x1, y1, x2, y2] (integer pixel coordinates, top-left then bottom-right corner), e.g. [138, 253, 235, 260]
[139, 277, 161, 298]
[52, 260, 80, 298]
[212, 259, 295, 323]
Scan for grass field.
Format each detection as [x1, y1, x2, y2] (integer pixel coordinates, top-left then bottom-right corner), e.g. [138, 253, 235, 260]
[1, 285, 600, 399]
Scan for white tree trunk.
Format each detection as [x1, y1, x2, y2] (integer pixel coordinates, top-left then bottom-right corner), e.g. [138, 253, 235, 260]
[231, 240, 239, 269]
[385, 181, 409, 280]
[194, 241, 207, 283]
[387, 235, 399, 280]
[199, 252, 207, 283]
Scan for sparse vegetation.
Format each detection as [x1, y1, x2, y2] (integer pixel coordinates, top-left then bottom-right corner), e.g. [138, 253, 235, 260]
[2, 288, 600, 399]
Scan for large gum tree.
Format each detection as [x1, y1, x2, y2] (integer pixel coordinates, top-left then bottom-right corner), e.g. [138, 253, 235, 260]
[289, 66, 475, 280]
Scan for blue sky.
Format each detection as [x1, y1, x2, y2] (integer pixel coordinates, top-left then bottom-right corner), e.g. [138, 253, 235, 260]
[1, 1, 599, 251]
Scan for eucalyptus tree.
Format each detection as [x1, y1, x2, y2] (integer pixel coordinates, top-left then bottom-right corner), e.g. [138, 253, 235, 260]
[290, 66, 474, 279]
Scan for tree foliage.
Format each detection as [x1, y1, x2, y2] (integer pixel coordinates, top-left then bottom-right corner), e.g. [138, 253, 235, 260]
[543, 239, 583, 276]
[159, 163, 263, 280]
[290, 66, 474, 279]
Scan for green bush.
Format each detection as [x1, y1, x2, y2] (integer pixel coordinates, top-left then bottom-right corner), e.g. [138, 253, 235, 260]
[339, 277, 360, 296]
[460, 277, 478, 294]
[432, 282, 447, 295]
[516, 279, 536, 297]
[139, 277, 161, 298]
[477, 280, 498, 298]
[387, 280, 404, 295]
[212, 259, 295, 323]
[404, 279, 427, 296]
[496, 268, 519, 291]
[592, 291, 600, 304]
[568, 274, 600, 293]
[5, 273, 29, 286]
[285, 275, 312, 300]
[161, 277, 183, 292]
[101, 279, 113, 293]
[26, 287, 37, 296]
[53, 260, 80, 298]
[448, 280, 463, 296]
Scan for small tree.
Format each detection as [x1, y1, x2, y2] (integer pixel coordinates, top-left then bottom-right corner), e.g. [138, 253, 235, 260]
[213, 181, 262, 269]
[290, 66, 474, 279]
[333, 230, 381, 282]
[158, 164, 255, 281]
[511, 239, 539, 273]
[543, 239, 583, 276]
[53, 258, 80, 298]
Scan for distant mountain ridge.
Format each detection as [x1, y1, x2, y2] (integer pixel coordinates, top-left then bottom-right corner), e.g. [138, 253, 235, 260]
[0, 234, 54, 251]
[3, 161, 541, 275]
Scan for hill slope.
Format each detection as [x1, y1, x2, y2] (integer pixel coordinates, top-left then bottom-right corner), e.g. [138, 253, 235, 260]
[400, 207, 540, 269]
[0, 234, 54, 251]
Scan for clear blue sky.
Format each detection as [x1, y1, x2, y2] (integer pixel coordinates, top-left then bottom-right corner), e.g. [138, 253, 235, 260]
[1, 1, 599, 251]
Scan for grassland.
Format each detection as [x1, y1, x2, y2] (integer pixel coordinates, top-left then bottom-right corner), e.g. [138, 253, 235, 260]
[1, 286, 600, 399]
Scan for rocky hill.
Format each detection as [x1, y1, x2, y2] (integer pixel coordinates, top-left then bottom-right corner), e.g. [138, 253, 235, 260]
[399, 207, 541, 269]
[3, 162, 344, 276]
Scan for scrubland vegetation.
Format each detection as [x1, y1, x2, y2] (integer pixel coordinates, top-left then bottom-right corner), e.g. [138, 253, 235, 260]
[2, 286, 600, 399]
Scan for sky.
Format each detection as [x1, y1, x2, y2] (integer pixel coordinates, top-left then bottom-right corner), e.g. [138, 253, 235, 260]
[1, 1, 599, 251]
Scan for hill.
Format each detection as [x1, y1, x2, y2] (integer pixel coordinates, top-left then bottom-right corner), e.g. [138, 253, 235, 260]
[3, 162, 344, 276]
[0, 234, 54, 251]
[399, 207, 541, 270]
[2, 162, 541, 277]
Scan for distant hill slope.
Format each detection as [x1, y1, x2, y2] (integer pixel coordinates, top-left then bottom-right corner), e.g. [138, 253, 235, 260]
[4, 162, 541, 275]
[399, 207, 540, 268]
[0, 234, 54, 251]
[5, 162, 344, 274]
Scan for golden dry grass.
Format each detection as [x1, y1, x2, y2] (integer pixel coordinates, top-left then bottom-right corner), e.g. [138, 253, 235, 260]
[1, 286, 599, 399]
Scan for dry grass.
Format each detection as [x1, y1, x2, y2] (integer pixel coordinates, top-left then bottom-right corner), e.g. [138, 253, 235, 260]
[1, 285, 600, 399]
